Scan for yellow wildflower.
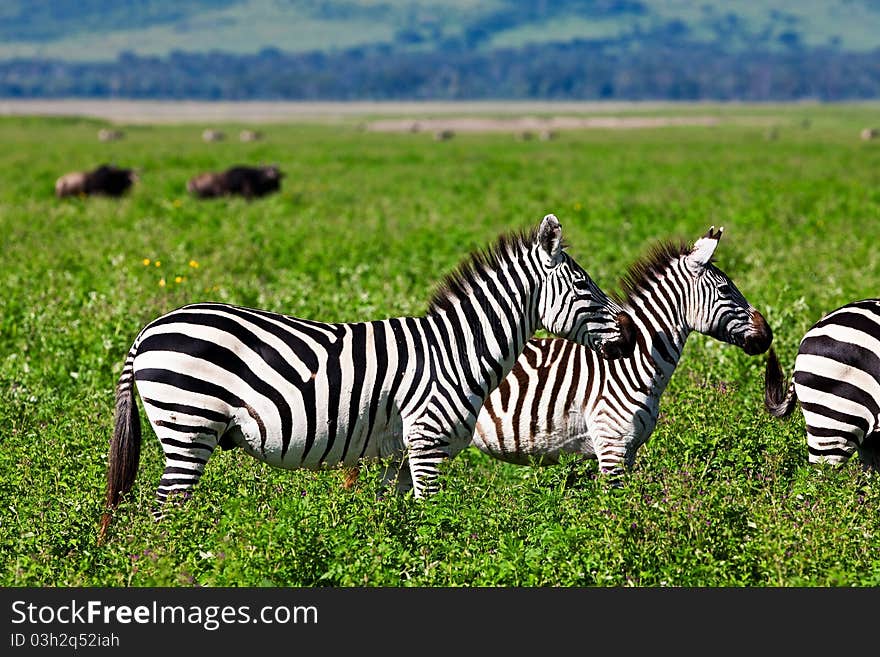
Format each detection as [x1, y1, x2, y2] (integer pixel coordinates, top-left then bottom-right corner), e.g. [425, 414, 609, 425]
[155, 260, 161, 267]
[158, 278, 166, 287]
[189, 260, 199, 269]
[175, 276, 184, 284]
[142, 258, 151, 266]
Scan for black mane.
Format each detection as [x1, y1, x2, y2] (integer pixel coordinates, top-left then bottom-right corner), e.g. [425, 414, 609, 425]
[615, 238, 695, 303]
[427, 227, 541, 314]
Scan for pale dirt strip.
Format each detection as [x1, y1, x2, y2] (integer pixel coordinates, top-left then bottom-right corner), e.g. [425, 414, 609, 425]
[0, 99, 775, 131]
[367, 115, 720, 133]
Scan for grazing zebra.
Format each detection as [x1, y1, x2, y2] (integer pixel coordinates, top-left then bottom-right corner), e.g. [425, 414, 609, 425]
[765, 298, 880, 472]
[470, 226, 773, 476]
[99, 214, 635, 540]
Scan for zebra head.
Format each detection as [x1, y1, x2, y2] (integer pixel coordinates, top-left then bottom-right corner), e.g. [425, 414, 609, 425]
[684, 226, 772, 355]
[535, 214, 635, 359]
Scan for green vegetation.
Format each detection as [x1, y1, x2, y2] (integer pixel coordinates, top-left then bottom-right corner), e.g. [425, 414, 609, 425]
[1, 103, 880, 586]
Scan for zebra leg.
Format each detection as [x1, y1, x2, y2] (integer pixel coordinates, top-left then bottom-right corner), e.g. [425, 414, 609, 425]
[377, 458, 413, 498]
[806, 429, 857, 467]
[594, 435, 636, 486]
[154, 433, 218, 519]
[856, 432, 880, 473]
[405, 430, 450, 499]
[595, 436, 627, 477]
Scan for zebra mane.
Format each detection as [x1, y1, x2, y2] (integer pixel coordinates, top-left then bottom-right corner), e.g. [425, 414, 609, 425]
[427, 226, 551, 314]
[615, 238, 698, 303]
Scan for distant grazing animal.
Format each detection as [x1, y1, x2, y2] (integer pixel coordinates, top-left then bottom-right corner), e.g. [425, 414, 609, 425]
[98, 128, 124, 142]
[202, 129, 226, 142]
[765, 298, 880, 472]
[186, 164, 283, 199]
[186, 172, 223, 198]
[539, 130, 557, 141]
[239, 129, 263, 142]
[434, 129, 455, 141]
[861, 128, 878, 141]
[97, 214, 636, 542]
[55, 164, 138, 198]
[54, 171, 88, 198]
[471, 227, 773, 477]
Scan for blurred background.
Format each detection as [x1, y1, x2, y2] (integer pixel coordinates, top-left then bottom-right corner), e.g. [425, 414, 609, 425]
[0, 0, 878, 101]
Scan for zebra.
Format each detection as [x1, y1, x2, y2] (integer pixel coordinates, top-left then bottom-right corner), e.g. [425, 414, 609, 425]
[98, 213, 635, 540]
[470, 226, 773, 477]
[765, 298, 880, 472]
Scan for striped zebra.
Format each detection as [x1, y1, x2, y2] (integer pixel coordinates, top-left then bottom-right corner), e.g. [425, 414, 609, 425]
[470, 226, 773, 476]
[99, 214, 635, 540]
[765, 298, 880, 472]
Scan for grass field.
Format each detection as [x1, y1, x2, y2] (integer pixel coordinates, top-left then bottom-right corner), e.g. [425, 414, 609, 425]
[1, 104, 879, 587]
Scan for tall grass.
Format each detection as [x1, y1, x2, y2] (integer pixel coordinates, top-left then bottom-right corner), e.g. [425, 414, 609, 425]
[1, 105, 879, 586]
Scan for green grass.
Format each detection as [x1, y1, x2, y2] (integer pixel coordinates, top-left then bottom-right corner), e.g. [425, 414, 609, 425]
[1, 104, 880, 586]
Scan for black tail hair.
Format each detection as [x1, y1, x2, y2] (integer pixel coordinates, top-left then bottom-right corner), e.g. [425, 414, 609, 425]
[764, 347, 798, 419]
[98, 351, 142, 544]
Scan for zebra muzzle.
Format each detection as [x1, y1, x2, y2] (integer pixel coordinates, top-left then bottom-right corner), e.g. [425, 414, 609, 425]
[743, 310, 773, 355]
[601, 311, 636, 360]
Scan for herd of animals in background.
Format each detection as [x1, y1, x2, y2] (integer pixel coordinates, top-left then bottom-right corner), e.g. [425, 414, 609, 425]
[72, 121, 880, 540]
[55, 162, 282, 200]
[55, 124, 880, 200]
[55, 127, 277, 199]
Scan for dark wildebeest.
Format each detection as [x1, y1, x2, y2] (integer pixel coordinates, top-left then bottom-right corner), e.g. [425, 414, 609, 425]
[55, 164, 138, 198]
[187, 164, 283, 200]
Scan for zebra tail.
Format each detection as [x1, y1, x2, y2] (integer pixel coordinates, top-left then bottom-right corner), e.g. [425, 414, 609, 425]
[764, 347, 797, 419]
[98, 347, 142, 545]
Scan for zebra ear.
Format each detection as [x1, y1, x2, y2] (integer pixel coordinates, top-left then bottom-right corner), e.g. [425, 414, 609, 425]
[537, 213, 563, 264]
[688, 225, 723, 269]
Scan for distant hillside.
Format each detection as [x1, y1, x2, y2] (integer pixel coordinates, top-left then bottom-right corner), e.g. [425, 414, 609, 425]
[2, 1, 879, 101]
[1, 0, 879, 61]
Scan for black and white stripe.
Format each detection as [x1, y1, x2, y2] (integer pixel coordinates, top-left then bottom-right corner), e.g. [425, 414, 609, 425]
[472, 226, 773, 476]
[765, 297, 880, 472]
[99, 214, 635, 539]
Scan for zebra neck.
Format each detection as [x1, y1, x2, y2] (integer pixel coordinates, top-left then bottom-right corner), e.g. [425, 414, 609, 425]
[630, 292, 690, 384]
[425, 291, 538, 398]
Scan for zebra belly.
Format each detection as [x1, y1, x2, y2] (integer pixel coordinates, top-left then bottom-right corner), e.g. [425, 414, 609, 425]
[472, 404, 595, 464]
[218, 380, 406, 470]
[582, 400, 659, 451]
[531, 426, 597, 463]
[227, 412, 406, 471]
